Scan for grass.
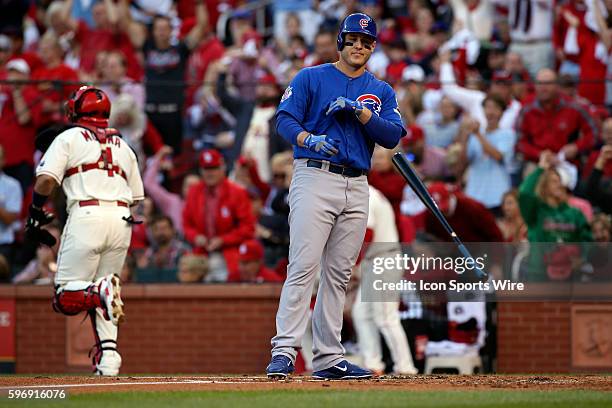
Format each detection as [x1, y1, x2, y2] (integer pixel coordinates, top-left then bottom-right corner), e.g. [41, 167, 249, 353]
[2, 389, 612, 408]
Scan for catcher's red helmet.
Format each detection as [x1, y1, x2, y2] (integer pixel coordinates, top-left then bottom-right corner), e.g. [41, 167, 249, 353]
[65, 86, 111, 126]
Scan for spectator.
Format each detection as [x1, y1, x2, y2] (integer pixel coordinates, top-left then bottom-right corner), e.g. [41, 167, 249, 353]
[51, 0, 142, 80]
[4, 27, 42, 73]
[256, 152, 292, 267]
[177, 253, 209, 283]
[553, 0, 586, 79]
[31, 30, 79, 130]
[397, 64, 428, 125]
[495, 0, 555, 77]
[585, 145, 612, 214]
[419, 96, 461, 148]
[556, 160, 594, 222]
[588, 212, 612, 281]
[108, 93, 147, 164]
[384, 40, 410, 86]
[404, 6, 438, 59]
[228, 32, 266, 103]
[212, 58, 255, 166]
[400, 125, 450, 180]
[276, 12, 304, 57]
[232, 156, 270, 216]
[563, 0, 611, 106]
[0, 145, 23, 266]
[143, 146, 201, 235]
[457, 95, 517, 211]
[135, 215, 191, 271]
[0, 58, 37, 193]
[585, 112, 612, 179]
[12, 224, 61, 284]
[182, 149, 255, 282]
[188, 84, 237, 153]
[439, 50, 522, 132]
[135, 2, 208, 153]
[98, 50, 144, 109]
[184, 19, 225, 106]
[497, 189, 527, 242]
[592, 212, 611, 243]
[516, 68, 596, 165]
[241, 73, 282, 182]
[304, 29, 338, 66]
[237, 239, 283, 283]
[449, 0, 495, 41]
[518, 151, 592, 280]
[425, 182, 504, 242]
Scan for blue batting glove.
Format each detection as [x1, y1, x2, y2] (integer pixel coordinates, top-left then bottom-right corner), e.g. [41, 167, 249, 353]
[303, 133, 340, 157]
[325, 97, 364, 117]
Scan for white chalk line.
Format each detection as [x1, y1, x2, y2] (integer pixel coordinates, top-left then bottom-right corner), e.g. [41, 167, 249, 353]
[0, 379, 285, 391]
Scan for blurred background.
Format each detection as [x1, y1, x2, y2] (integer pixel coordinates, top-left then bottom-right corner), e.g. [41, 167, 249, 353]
[0, 0, 611, 376]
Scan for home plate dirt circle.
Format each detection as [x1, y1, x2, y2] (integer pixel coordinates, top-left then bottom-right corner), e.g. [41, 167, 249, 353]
[0, 375, 610, 394]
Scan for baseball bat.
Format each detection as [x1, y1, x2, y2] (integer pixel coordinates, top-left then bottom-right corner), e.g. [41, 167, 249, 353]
[391, 152, 487, 278]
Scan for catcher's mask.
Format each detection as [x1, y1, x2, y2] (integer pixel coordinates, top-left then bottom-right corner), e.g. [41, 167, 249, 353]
[64, 86, 111, 127]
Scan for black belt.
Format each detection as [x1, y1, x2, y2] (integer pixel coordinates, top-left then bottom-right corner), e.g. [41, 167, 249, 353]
[306, 159, 366, 178]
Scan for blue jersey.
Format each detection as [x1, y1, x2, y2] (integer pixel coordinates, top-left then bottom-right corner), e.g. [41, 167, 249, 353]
[276, 63, 405, 170]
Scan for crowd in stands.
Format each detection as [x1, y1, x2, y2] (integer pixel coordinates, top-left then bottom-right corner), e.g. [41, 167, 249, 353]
[0, 0, 611, 290]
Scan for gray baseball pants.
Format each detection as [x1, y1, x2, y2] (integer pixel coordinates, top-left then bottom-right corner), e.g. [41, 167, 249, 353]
[271, 158, 369, 371]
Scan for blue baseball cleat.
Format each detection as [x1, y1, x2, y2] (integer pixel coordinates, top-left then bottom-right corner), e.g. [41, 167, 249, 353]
[312, 360, 373, 380]
[266, 355, 295, 379]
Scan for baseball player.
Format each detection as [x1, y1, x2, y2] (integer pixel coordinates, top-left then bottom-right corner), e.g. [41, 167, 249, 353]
[267, 13, 406, 379]
[24, 86, 144, 375]
[352, 186, 418, 375]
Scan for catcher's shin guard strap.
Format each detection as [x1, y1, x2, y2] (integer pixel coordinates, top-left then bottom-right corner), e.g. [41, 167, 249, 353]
[52, 283, 102, 315]
[88, 309, 121, 375]
[89, 339, 118, 369]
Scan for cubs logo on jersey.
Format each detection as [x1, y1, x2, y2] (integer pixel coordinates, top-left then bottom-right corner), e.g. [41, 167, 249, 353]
[357, 94, 381, 116]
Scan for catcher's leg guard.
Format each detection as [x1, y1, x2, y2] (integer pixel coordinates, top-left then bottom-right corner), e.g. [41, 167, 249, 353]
[89, 309, 121, 376]
[53, 281, 103, 316]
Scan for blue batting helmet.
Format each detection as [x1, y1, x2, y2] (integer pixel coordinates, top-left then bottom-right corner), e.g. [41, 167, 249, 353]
[337, 13, 377, 51]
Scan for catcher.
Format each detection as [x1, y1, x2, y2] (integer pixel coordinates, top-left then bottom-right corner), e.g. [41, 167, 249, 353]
[25, 86, 144, 375]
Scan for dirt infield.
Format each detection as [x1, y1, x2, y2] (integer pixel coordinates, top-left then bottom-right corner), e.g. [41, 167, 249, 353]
[0, 375, 610, 394]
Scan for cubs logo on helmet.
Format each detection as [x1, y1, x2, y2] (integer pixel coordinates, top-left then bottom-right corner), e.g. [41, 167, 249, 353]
[357, 94, 382, 116]
[359, 19, 369, 29]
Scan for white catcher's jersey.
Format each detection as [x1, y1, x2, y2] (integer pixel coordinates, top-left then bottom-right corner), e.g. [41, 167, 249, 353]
[36, 126, 145, 209]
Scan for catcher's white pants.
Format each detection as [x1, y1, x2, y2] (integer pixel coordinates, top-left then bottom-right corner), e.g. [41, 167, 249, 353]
[55, 204, 132, 284]
[54, 204, 131, 375]
[352, 287, 417, 374]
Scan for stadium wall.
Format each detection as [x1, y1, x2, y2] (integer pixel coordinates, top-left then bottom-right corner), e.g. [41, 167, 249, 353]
[0, 285, 610, 374]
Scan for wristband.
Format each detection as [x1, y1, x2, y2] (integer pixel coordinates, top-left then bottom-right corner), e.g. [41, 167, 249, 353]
[32, 191, 49, 208]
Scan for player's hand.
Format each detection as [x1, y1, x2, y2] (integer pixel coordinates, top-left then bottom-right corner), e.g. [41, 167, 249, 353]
[24, 205, 57, 247]
[326, 97, 364, 117]
[303, 133, 340, 157]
